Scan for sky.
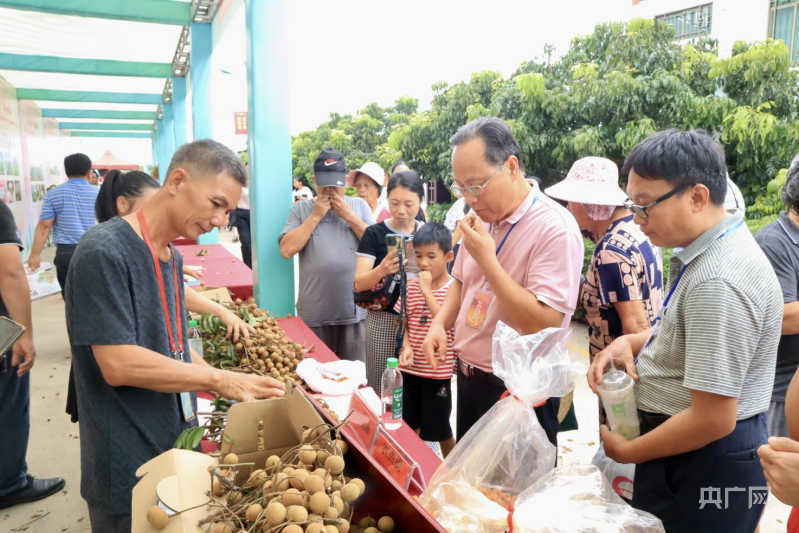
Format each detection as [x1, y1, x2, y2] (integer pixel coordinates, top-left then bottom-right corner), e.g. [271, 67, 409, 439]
[281, 0, 631, 135]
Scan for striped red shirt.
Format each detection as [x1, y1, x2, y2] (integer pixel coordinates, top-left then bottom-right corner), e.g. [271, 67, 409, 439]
[394, 279, 456, 379]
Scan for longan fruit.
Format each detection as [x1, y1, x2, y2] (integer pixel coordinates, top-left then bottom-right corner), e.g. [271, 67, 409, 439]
[331, 495, 344, 515]
[324, 456, 345, 475]
[283, 467, 296, 477]
[146, 506, 168, 529]
[302, 428, 313, 442]
[309, 492, 331, 514]
[289, 467, 309, 489]
[350, 478, 366, 496]
[282, 488, 303, 508]
[336, 439, 349, 455]
[340, 483, 360, 503]
[310, 426, 325, 440]
[377, 516, 395, 532]
[213, 479, 228, 496]
[337, 519, 351, 533]
[227, 491, 243, 505]
[304, 473, 325, 493]
[245, 469, 266, 489]
[364, 528, 379, 533]
[213, 523, 233, 533]
[265, 502, 287, 526]
[325, 525, 340, 533]
[314, 469, 332, 489]
[299, 445, 317, 465]
[323, 506, 339, 519]
[283, 526, 303, 533]
[286, 505, 308, 522]
[245, 503, 263, 522]
[223, 453, 239, 465]
[316, 449, 330, 464]
[359, 517, 377, 528]
[274, 472, 290, 491]
[306, 524, 326, 533]
[265, 455, 280, 469]
[308, 513, 323, 521]
[331, 480, 343, 492]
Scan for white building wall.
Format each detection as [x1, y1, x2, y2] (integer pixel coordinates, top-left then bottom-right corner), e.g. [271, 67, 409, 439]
[621, 0, 770, 57]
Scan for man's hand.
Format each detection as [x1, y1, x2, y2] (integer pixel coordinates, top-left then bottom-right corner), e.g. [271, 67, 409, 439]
[588, 336, 638, 394]
[27, 254, 41, 272]
[330, 194, 354, 220]
[601, 424, 636, 463]
[183, 267, 204, 279]
[418, 270, 433, 294]
[423, 322, 449, 370]
[217, 371, 286, 402]
[460, 216, 497, 267]
[759, 437, 799, 507]
[378, 248, 401, 277]
[11, 334, 35, 377]
[400, 343, 414, 367]
[312, 195, 331, 221]
[220, 309, 256, 343]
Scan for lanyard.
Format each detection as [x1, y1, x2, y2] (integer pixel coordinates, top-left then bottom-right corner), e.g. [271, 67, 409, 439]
[137, 210, 184, 359]
[482, 193, 538, 286]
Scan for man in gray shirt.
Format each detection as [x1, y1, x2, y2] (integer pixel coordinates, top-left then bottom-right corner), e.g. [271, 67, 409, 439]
[588, 129, 782, 532]
[280, 149, 374, 362]
[756, 156, 799, 438]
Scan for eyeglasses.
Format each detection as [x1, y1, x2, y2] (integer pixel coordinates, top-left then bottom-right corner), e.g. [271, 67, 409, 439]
[450, 160, 506, 197]
[624, 182, 695, 219]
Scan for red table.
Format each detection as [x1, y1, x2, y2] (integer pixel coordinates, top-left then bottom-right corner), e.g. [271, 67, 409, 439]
[175, 244, 253, 300]
[279, 317, 443, 485]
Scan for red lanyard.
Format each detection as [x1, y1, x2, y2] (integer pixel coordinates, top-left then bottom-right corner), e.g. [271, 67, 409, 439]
[137, 210, 183, 358]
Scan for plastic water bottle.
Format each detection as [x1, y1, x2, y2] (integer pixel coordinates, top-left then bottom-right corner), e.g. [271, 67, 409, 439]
[381, 358, 403, 430]
[597, 368, 641, 440]
[187, 320, 203, 361]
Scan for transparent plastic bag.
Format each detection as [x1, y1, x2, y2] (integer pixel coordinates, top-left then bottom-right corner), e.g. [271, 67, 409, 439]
[512, 465, 665, 533]
[419, 324, 575, 533]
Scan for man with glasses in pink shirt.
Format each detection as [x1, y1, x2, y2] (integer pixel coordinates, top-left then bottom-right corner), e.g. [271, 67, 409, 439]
[423, 117, 583, 449]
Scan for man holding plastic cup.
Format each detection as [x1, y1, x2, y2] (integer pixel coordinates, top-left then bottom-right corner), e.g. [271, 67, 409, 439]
[588, 129, 782, 532]
[422, 117, 583, 448]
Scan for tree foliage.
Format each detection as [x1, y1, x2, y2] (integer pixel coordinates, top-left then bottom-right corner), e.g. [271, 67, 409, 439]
[292, 19, 799, 212]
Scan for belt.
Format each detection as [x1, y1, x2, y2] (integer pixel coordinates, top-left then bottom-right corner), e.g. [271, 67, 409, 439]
[458, 359, 504, 388]
[56, 244, 78, 249]
[638, 410, 671, 432]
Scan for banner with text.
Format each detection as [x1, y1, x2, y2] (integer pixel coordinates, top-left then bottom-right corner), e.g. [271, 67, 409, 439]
[0, 76, 28, 250]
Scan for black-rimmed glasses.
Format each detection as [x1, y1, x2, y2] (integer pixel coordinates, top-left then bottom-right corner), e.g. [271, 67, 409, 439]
[624, 182, 695, 218]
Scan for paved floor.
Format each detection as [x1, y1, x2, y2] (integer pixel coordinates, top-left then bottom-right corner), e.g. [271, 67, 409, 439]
[3, 234, 792, 532]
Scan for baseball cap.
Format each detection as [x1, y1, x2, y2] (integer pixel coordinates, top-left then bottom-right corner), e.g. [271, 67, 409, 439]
[346, 162, 386, 187]
[313, 148, 347, 188]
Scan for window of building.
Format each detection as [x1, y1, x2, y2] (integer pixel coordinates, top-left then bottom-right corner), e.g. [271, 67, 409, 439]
[656, 4, 713, 40]
[769, 0, 799, 62]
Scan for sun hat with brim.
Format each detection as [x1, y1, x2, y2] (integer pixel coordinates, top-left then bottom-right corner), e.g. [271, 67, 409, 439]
[544, 157, 627, 206]
[347, 161, 386, 188]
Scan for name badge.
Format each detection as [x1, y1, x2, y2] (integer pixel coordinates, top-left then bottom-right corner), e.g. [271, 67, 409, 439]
[465, 288, 493, 330]
[178, 391, 196, 423]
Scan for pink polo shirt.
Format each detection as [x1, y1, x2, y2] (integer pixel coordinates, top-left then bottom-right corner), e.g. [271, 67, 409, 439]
[452, 182, 584, 372]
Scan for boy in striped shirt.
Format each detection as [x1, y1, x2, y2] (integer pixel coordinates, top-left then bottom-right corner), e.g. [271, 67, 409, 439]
[394, 223, 457, 457]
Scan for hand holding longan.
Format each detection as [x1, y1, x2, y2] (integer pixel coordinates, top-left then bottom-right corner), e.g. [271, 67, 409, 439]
[217, 371, 285, 402]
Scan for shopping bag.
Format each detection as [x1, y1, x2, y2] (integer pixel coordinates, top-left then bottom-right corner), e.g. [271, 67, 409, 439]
[512, 464, 664, 532]
[418, 323, 575, 533]
[592, 442, 635, 501]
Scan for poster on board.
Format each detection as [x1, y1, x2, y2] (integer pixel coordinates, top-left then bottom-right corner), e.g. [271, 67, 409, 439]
[19, 99, 47, 233]
[0, 76, 28, 251]
[43, 117, 64, 187]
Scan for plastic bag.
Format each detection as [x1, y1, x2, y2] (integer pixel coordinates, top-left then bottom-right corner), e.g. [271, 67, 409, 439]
[512, 464, 664, 533]
[592, 442, 635, 501]
[419, 324, 575, 533]
[295, 359, 367, 395]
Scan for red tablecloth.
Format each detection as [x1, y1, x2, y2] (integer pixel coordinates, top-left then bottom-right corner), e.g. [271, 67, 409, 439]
[175, 244, 252, 300]
[279, 317, 443, 484]
[172, 237, 197, 246]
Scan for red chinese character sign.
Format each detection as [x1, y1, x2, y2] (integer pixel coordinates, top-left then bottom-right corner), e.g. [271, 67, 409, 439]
[372, 426, 423, 492]
[347, 389, 380, 452]
[234, 112, 247, 135]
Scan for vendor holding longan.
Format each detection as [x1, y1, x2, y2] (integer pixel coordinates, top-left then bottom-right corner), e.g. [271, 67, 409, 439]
[423, 118, 583, 447]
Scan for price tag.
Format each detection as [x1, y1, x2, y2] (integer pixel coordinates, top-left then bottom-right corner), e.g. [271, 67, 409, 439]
[372, 426, 417, 491]
[346, 390, 380, 453]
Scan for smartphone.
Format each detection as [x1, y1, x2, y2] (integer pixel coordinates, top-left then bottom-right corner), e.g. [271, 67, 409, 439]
[385, 234, 420, 274]
[0, 316, 25, 362]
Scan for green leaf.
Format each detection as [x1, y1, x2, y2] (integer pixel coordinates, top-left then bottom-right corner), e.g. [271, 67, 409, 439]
[189, 427, 205, 449]
[223, 433, 233, 443]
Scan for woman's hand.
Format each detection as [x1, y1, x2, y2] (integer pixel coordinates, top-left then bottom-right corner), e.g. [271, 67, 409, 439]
[219, 309, 256, 343]
[379, 248, 401, 277]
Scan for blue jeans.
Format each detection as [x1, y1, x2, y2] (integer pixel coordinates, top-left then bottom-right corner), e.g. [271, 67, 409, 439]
[0, 361, 30, 496]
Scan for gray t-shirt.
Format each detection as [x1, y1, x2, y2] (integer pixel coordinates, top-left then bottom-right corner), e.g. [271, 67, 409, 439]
[65, 217, 197, 515]
[756, 211, 799, 402]
[279, 197, 374, 327]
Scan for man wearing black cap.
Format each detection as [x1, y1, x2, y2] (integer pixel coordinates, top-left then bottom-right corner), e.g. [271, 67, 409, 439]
[279, 149, 374, 362]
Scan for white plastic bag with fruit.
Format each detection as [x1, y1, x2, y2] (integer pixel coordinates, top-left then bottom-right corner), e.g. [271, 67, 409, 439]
[512, 464, 664, 532]
[418, 324, 575, 533]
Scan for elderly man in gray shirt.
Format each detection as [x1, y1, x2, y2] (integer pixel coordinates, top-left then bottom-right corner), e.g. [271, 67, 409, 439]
[280, 149, 374, 362]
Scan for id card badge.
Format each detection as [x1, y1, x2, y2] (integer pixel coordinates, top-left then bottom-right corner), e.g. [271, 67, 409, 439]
[634, 323, 658, 363]
[178, 391, 196, 423]
[465, 287, 494, 329]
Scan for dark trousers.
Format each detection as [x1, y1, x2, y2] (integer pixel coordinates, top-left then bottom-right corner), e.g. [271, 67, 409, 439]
[0, 355, 30, 497]
[455, 365, 560, 454]
[88, 506, 131, 533]
[54, 244, 77, 296]
[310, 321, 366, 363]
[233, 208, 251, 269]
[632, 411, 768, 533]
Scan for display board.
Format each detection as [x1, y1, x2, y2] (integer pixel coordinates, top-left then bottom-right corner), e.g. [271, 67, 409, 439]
[43, 117, 64, 187]
[0, 76, 28, 251]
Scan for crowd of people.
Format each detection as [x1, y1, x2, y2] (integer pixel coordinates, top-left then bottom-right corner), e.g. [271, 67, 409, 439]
[0, 117, 799, 532]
